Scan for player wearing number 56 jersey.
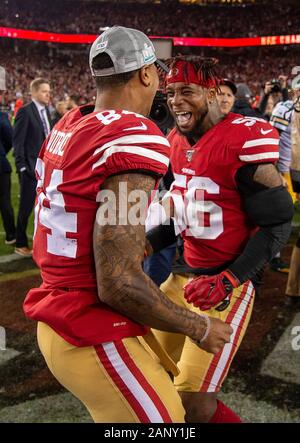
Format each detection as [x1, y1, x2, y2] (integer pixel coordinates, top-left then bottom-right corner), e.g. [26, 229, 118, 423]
[23, 28, 232, 423]
[169, 112, 279, 270]
[147, 57, 294, 423]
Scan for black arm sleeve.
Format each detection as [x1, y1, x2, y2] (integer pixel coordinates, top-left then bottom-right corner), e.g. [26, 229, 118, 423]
[228, 222, 292, 283]
[227, 164, 294, 283]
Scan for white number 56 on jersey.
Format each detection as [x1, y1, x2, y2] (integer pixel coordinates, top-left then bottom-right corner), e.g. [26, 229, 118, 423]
[169, 173, 223, 239]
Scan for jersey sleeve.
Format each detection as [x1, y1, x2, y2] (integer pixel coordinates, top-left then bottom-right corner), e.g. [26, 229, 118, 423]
[237, 120, 279, 164]
[270, 101, 293, 132]
[92, 116, 170, 179]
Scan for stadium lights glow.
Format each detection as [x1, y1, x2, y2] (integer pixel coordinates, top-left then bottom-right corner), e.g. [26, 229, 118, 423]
[1, 26, 300, 47]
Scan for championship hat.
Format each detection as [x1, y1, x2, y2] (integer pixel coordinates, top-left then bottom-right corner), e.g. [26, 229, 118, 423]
[89, 26, 168, 77]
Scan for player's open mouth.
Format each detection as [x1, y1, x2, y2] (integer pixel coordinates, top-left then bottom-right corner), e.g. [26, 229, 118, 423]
[175, 111, 192, 126]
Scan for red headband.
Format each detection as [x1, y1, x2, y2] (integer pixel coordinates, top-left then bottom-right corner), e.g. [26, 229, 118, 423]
[165, 60, 217, 88]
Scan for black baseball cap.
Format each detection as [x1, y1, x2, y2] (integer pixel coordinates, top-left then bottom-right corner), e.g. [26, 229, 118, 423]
[221, 78, 237, 95]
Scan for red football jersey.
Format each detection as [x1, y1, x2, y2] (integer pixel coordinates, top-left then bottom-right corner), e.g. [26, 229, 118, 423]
[168, 113, 279, 269]
[24, 106, 170, 346]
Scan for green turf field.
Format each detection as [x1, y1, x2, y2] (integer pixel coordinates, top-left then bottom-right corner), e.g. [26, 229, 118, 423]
[0, 152, 299, 256]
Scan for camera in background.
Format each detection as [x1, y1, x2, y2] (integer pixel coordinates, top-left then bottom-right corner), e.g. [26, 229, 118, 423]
[269, 78, 282, 93]
[149, 91, 174, 135]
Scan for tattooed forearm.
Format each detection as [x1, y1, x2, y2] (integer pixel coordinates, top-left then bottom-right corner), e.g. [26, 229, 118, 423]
[93, 172, 207, 341]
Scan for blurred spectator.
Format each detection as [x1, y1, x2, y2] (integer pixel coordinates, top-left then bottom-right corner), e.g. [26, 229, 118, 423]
[270, 99, 296, 201]
[268, 98, 294, 273]
[52, 99, 68, 124]
[13, 77, 53, 257]
[66, 94, 80, 110]
[14, 92, 24, 117]
[0, 66, 16, 245]
[1, 38, 300, 112]
[0, 0, 299, 39]
[231, 83, 262, 117]
[216, 79, 236, 115]
[286, 85, 300, 304]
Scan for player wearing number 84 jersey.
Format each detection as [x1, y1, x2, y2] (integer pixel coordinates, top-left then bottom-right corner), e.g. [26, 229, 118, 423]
[32, 107, 169, 300]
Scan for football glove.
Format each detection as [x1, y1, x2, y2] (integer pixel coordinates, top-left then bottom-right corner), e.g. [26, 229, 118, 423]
[184, 270, 240, 311]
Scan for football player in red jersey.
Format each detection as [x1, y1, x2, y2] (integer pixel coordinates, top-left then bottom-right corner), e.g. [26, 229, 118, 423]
[146, 57, 294, 423]
[23, 30, 232, 423]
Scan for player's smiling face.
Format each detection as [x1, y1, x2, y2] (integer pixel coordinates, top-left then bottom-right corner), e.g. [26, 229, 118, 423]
[166, 82, 209, 136]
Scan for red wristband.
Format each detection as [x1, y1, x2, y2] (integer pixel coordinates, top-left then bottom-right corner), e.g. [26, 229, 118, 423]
[223, 270, 240, 288]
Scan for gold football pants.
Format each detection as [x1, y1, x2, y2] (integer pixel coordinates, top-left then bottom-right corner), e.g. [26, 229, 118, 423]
[153, 273, 255, 392]
[37, 322, 185, 423]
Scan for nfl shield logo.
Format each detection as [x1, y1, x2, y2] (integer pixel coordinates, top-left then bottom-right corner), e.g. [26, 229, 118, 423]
[186, 150, 195, 162]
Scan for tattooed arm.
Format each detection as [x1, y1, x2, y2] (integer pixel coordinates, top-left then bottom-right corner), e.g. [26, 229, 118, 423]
[93, 172, 232, 353]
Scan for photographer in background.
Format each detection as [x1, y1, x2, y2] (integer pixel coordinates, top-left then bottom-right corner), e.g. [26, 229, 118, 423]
[259, 75, 289, 120]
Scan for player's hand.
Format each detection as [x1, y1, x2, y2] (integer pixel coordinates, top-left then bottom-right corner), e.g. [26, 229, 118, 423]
[184, 270, 240, 311]
[196, 317, 233, 354]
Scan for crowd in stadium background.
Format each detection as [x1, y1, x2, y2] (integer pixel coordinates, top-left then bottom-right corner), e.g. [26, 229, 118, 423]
[1, 0, 299, 37]
[0, 0, 300, 113]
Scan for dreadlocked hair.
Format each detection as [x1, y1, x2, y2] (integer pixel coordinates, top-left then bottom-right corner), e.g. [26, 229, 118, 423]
[165, 56, 221, 91]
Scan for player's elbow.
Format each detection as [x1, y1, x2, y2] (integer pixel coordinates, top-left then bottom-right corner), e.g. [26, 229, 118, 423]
[244, 185, 295, 228]
[96, 275, 134, 311]
[96, 280, 117, 306]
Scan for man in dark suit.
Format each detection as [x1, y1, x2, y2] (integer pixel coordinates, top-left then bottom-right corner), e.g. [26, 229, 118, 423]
[13, 77, 53, 256]
[0, 66, 16, 245]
